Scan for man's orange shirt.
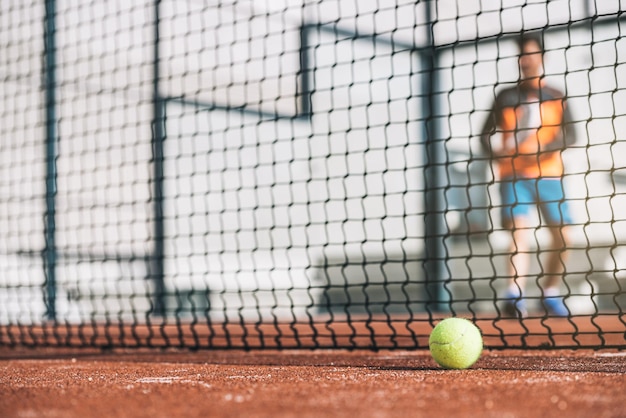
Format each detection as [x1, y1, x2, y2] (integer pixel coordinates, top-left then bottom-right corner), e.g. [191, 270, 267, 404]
[480, 83, 575, 179]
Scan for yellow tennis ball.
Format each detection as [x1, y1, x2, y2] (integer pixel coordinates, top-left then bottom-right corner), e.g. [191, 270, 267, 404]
[429, 317, 483, 369]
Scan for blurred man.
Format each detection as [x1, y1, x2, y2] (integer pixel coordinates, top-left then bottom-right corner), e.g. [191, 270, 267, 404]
[480, 33, 576, 317]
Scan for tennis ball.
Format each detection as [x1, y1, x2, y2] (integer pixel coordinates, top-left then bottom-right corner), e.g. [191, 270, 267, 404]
[429, 317, 483, 369]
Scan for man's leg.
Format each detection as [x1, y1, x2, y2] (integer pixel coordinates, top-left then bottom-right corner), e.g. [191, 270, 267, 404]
[543, 224, 568, 289]
[538, 179, 571, 316]
[539, 224, 570, 316]
[500, 179, 533, 317]
[504, 216, 531, 317]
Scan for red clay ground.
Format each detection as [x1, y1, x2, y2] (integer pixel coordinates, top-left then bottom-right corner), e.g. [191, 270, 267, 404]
[1, 348, 624, 418]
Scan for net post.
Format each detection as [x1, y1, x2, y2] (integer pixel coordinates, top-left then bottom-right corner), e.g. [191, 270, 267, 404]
[421, 1, 449, 313]
[151, 0, 166, 317]
[299, 23, 312, 119]
[43, 0, 58, 322]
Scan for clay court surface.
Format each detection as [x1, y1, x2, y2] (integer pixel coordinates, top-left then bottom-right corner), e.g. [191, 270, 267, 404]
[1, 346, 624, 418]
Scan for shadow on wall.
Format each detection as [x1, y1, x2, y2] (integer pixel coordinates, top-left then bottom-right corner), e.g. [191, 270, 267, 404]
[310, 234, 626, 317]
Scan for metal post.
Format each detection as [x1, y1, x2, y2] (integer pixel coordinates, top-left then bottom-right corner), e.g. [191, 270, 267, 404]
[43, 0, 58, 321]
[299, 24, 312, 118]
[151, 0, 166, 317]
[421, 1, 449, 312]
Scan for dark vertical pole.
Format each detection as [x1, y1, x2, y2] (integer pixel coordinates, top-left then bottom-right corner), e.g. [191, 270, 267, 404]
[421, 1, 449, 312]
[299, 24, 311, 118]
[152, 0, 166, 317]
[586, 0, 595, 17]
[43, 0, 58, 321]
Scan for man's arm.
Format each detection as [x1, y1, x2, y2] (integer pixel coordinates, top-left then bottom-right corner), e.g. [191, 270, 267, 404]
[479, 105, 498, 157]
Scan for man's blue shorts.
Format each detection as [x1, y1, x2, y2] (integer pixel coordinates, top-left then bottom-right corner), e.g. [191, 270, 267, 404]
[499, 177, 572, 225]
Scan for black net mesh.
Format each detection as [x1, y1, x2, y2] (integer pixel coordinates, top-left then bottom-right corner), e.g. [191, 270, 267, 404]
[0, 1, 625, 349]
